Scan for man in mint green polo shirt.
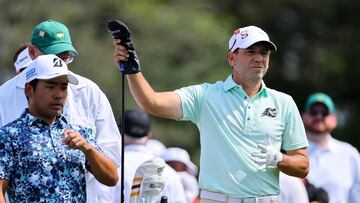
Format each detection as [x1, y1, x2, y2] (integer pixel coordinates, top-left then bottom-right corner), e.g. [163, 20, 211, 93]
[112, 25, 309, 202]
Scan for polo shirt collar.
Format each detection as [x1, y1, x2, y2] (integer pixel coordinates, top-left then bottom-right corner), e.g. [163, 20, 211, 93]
[22, 108, 69, 127]
[326, 136, 336, 151]
[308, 134, 334, 152]
[223, 75, 238, 91]
[257, 81, 268, 96]
[223, 74, 269, 96]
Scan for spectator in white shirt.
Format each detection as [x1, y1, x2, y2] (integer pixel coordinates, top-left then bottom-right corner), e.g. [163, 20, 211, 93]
[302, 92, 360, 203]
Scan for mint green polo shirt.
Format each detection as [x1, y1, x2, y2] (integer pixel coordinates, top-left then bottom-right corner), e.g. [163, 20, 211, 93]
[175, 75, 308, 198]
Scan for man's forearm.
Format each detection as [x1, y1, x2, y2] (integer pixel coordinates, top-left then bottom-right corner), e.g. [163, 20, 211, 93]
[84, 147, 119, 186]
[127, 73, 157, 113]
[277, 149, 309, 178]
[127, 73, 182, 120]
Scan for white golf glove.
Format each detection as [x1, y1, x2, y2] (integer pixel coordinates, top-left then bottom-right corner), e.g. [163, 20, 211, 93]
[251, 143, 283, 170]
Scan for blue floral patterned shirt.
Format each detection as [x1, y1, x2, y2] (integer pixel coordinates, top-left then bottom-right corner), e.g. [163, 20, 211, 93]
[0, 109, 104, 202]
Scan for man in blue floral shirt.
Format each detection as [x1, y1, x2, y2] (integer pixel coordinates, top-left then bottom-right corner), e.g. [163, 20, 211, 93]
[0, 55, 119, 202]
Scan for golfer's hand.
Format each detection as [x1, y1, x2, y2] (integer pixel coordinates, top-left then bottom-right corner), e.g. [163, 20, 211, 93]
[113, 39, 129, 63]
[62, 129, 92, 153]
[113, 38, 141, 74]
[107, 19, 140, 74]
[251, 143, 283, 170]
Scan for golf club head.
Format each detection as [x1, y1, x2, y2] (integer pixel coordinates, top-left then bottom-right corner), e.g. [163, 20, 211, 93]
[107, 19, 131, 40]
[106, 19, 140, 74]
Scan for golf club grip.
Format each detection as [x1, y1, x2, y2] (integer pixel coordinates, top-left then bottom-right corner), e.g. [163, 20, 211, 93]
[160, 196, 168, 203]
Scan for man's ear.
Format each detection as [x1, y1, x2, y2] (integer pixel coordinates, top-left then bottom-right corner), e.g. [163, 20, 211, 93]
[227, 52, 236, 67]
[24, 83, 33, 98]
[325, 114, 337, 132]
[28, 45, 38, 60]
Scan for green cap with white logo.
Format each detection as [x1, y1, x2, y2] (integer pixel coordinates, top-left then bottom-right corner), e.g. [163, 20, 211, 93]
[305, 92, 335, 113]
[30, 20, 78, 55]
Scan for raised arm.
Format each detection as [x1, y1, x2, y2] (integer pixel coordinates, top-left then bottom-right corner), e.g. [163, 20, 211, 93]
[113, 39, 182, 120]
[63, 129, 119, 186]
[127, 73, 182, 120]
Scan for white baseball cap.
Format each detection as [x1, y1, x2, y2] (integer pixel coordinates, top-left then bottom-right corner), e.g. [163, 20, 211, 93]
[228, 25, 277, 52]
[161, 147, 198, 176]
[14, 47, 32, 73]
[25, 54, 78, 85]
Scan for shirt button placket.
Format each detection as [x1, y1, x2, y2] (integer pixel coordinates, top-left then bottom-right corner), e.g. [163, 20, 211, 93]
[247, 105, 251, 121]
[244, 97, 251, 134]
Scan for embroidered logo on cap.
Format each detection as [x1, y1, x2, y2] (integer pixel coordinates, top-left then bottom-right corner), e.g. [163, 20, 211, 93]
[39, 30, 45, 37]
[53, 58, 63, 67]
[234, 28, 241, 35]
[233, 28, 249, 39]
[240, 30, 249, 39]
[56, 33, 64, 38]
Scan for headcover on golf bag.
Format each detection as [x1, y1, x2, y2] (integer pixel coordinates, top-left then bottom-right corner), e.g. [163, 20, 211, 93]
[107, 19, 140, 74]
[130, 157, 167, 203]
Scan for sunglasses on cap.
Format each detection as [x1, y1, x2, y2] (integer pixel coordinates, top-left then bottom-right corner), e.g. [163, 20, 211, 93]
[37, 47, 75, 65]
[309, 109, 329, 117]
[56, 51, 75, 65]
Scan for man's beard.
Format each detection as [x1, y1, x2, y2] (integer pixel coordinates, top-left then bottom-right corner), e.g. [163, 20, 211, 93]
[307, 121, 328, 134]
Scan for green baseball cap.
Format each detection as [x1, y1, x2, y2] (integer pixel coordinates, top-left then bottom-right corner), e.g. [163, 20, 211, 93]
[305, 92, 335, 113]
[30, 20, 77, 55]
